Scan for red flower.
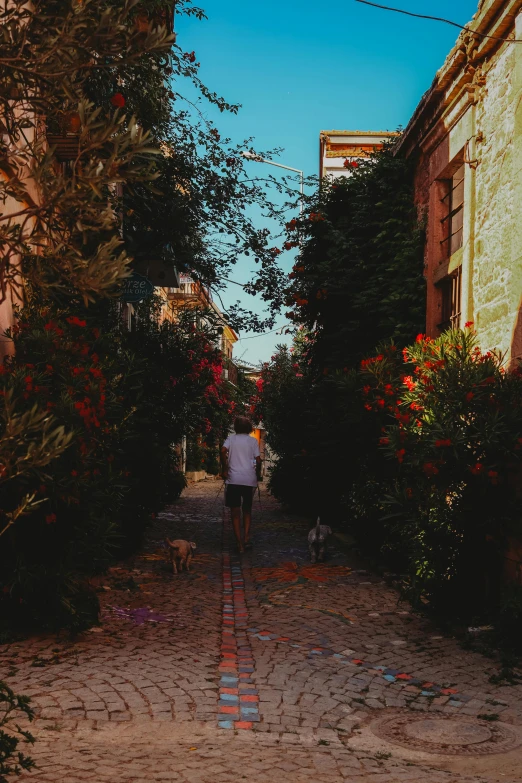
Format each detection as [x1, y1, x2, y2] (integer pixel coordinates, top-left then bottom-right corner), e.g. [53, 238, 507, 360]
[45, 513, 56, 524]
[110, 92, 126, 108]
[466, 391, 474, 401]
[415, 333, 425, 343]
[403, 376, 415, 391]
[44, 321, 63, 336]
[379, 437, 389, 445]
[67, 316, 87, 327]
[465, 321, 474, 328]
[435, 439, 452, 447]
[396, 448, 406, 463]
[471, 462, 484, 475]
[423, 462, 439, 477]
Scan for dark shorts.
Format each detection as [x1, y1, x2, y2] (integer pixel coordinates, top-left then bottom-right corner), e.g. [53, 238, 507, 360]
[225, 484, 254, 510]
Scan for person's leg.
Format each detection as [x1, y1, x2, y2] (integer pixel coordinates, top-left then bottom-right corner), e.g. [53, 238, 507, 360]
[243, 510, 251, 545]
[226, 485, 244, 552]
[231, 507, 243, 552]
[242, 487, 254, 547]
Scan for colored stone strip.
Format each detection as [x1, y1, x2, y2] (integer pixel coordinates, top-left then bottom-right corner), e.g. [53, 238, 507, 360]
[248, 628, 466, 704]
[218, 539, 260, 730]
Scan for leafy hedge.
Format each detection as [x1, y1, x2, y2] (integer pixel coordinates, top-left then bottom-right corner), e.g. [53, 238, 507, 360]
[257, 328, 522, 628]
[0, 682, 35, 783]
[283, 143, 426, 370]
[363, 328, 522, 616]
[0, 295, 244, 632]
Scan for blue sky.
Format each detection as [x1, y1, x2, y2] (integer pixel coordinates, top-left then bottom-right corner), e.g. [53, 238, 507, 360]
[177, 0, 479, 365]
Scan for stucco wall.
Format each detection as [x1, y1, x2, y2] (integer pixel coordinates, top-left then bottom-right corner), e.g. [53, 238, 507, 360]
[473, 35, 520, 359]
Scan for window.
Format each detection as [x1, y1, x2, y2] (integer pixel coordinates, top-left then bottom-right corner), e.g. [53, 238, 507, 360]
[440, 163, 464, 258]
[438, 266, 462, 332]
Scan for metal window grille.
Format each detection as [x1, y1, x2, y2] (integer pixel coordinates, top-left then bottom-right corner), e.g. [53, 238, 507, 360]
[440, 163, 465, 258]
[438, 266, 462, 332]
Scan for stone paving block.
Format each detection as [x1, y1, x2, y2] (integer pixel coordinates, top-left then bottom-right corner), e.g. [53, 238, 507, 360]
[2, 482, 521, 783]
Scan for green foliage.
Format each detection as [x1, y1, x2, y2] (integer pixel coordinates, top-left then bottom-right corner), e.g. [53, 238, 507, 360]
[284, 143, 426, 369]
[0, 392, 73, 539]
[0, 682, 35, 783]
[0, 294, 244, 630]
[363, 328, 522, 617]
[258, 324, 522, 624]
[253, 339, 384, 521]
[1, 0, 176, 302]
[253, 343, 315, 513]
[0, 0, 285, 633]
[498, 586, 522, 651]
[1, 0, 289, 328]
[258, 144, 426, 526]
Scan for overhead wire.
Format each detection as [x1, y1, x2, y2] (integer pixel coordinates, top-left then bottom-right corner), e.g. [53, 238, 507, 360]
[238, 325, 292, 340]
[354, 0, 522, 43]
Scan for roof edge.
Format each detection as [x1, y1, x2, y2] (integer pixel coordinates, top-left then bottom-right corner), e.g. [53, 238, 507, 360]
[397, 0, 522, 156]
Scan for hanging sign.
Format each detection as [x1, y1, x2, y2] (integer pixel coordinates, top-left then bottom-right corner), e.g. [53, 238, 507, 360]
[120, 273, 154, 303]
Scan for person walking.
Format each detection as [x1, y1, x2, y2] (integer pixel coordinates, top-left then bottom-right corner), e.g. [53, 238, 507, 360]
[221, 416, 262, 552]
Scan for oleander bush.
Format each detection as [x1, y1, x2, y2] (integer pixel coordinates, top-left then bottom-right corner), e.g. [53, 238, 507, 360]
[258, 326, 522, 625]
[362, 327, 522, 617]
[0, 0, 291, 634]
[0, 295, 242, 631]
[0, 682, 35, 783]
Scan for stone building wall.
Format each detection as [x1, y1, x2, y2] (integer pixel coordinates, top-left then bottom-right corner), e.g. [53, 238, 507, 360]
[473, 34, 519, 358]
[399, 0, 522, 362]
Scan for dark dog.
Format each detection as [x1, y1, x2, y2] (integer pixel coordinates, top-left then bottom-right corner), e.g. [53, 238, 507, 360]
[307, 517, 332, 563]
[165, 538, 196, 574]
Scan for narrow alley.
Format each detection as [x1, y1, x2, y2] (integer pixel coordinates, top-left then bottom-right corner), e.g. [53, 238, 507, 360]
[2, 481, 522, 782]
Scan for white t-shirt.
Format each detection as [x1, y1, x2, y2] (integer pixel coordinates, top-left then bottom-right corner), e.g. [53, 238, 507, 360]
[223, 434, 260, 487]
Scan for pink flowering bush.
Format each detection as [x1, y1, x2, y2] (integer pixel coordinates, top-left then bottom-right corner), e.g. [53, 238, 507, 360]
[0, 295, 245, 631]
[258, 326, 522, 627]
[362, 327, 522, 617]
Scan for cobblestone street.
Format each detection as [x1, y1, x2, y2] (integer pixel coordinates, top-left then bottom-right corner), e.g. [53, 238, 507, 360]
[2, 480, 522, 782]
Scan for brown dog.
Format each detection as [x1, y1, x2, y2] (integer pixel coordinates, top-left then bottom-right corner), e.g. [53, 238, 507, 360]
[165, 538, 196, 574]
